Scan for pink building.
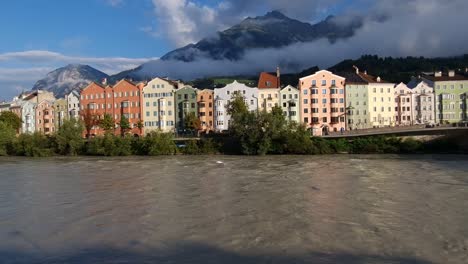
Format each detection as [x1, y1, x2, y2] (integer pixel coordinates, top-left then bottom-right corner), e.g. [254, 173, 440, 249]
[36, 100, 55, 135]
[299, 70, 346, 136]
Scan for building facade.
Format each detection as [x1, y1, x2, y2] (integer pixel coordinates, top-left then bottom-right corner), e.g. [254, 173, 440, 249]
[142, 78, 177, 134]
[80, 80, 144, 136]
[394, 83, 413, 126]
[36, 100, 55, 135]
[299, 70, 346, 136]
[279, 85, 300, 123]
[53, 98, 68, 129]
[410, 81, 435, 124]
[214, 81, 258, 132]
[197, 89, 214, 132]
[66, 90, 80, 120]
[175, 86, 198, 133]
[112, 80, 144, 136]
[257, 70, 280, 112]
[422, 71, 468, 124]
[343, 72, 370, 130]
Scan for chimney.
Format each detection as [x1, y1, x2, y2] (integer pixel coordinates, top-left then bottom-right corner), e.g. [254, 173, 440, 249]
[377, 76, 381, 83]
[102, 78, 107, 85]
[435, 71, 442, 77]
[465, 67, 468, 73]
[448, 70, 455, 77]
[276, 66, 281, 88]
[353, 65, 359, 74]
[364, 70, 368, 75]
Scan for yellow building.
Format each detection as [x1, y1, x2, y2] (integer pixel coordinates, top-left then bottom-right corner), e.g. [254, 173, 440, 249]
[142, 78, 178, 134]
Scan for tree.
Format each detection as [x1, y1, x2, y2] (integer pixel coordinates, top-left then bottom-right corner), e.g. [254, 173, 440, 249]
[0, 111, 22, 132]
[100, 114, 115, 134]
[184, 112, 201, 132]
[227, 93, 249, 135]
[80, 109, 98, 137]
[119, 115, 131, 136]
[55, 119, 85, 155]
[0, 121, 15, 155]
[136, 120, 144, 135]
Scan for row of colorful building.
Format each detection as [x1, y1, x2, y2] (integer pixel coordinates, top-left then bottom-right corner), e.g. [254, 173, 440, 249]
[1, 67, 467, 136]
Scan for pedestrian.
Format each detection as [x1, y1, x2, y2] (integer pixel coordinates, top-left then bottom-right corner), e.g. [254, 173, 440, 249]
[340, 127, 344, 135]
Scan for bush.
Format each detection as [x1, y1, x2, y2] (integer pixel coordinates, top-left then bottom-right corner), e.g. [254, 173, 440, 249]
[54, 119, 85, 155]
[0, 121, 15, 156]
[198, 138, 220, 154]
[400, 138, 422, 153]
[12, 133, 53, 157]
[181, 140, 200, 155]
[143, 132, 177, 155]
[327, 139, 350, 153]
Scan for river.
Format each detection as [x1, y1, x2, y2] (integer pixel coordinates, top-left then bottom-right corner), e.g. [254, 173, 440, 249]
[0, 155, 467, 264]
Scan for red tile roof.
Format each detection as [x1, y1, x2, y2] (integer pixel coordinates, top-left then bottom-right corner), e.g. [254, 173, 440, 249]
[257, 72, 280, 89]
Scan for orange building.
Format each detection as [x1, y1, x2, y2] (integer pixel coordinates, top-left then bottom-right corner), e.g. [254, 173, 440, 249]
[197, 89, 214, 133]
[80, 79, 144, 137]
[36, 100, 55, 135]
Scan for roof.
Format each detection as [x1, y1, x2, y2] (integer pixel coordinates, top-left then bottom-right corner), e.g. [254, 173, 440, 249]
[257, 72, 280, 89]
[299, 70, 346, 81]
[338, 71, 392, 84]
[421, 73, 468, 82]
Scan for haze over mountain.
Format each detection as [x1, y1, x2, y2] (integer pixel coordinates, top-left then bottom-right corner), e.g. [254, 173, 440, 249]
[109, 11, 363, 82]
[32, 64, 108, 98]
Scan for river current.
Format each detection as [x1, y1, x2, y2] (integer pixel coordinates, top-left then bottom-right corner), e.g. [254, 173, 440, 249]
[0, 155, 467, 263]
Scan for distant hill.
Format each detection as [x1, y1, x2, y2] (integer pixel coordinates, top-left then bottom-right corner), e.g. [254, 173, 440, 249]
[329, 54, 468, 83]
[161, 11, 362, 62]
[108, 11, 363, 82]
[32, 64, 108, 98]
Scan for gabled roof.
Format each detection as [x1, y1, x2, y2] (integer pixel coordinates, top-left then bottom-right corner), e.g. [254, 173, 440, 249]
[257, 72, 280, 89]
[299, 70, 346, 81]
[421, 73, 468, 82]
[280, 85, 298, 91]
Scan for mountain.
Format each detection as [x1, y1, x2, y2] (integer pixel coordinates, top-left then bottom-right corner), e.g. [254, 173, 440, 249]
[108, 11, 363, 83]
[329, 54, 468, 84]
[161, 11, 362, 62]
[32, 64, 109, 98]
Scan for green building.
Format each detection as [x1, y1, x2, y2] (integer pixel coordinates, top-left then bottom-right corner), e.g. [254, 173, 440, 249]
[53, 98, 68, 129]
[174, 86, 198, 133]
[422, 71, 468, 124]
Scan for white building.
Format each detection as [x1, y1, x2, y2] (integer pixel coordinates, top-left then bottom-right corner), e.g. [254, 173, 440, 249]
[279, 85, 300, 123]
[66, 90, 80, 119]
[214, 81, 258, 131]
[409, 81, 435, 125]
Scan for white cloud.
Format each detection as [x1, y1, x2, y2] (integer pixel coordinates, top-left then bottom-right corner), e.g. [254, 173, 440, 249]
[149, 0, 343, 47]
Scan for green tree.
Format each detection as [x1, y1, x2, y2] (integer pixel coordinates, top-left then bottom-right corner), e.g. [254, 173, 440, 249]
[143, 131, 177, 155]
[184, 112, 201, 132]
[0, 111, 22, 132]
[81, 109, 98, 138]
[100, 114, 115, 133]
[12, 132, 52, 157]
[0, 121, 15, 156]
[136, 120, 144, 135]
[55, 119, 85, 155]
[119, 115, 131, 136]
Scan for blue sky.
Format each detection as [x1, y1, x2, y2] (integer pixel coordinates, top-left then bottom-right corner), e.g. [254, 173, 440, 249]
[0, 0, 170, 57]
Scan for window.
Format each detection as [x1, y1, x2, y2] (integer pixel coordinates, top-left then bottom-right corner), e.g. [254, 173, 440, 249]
[322, 108, 327, 113]
[321, 80, 326, 86]
[312, 80, 316, 86]
[303, 108, 309, 114]
[331, 80, 336, 86]
[322, 99, 327, 104]
[303, 89, 308, 95]
[322, 89, 327, 95]
[303, 99, 308, 104]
